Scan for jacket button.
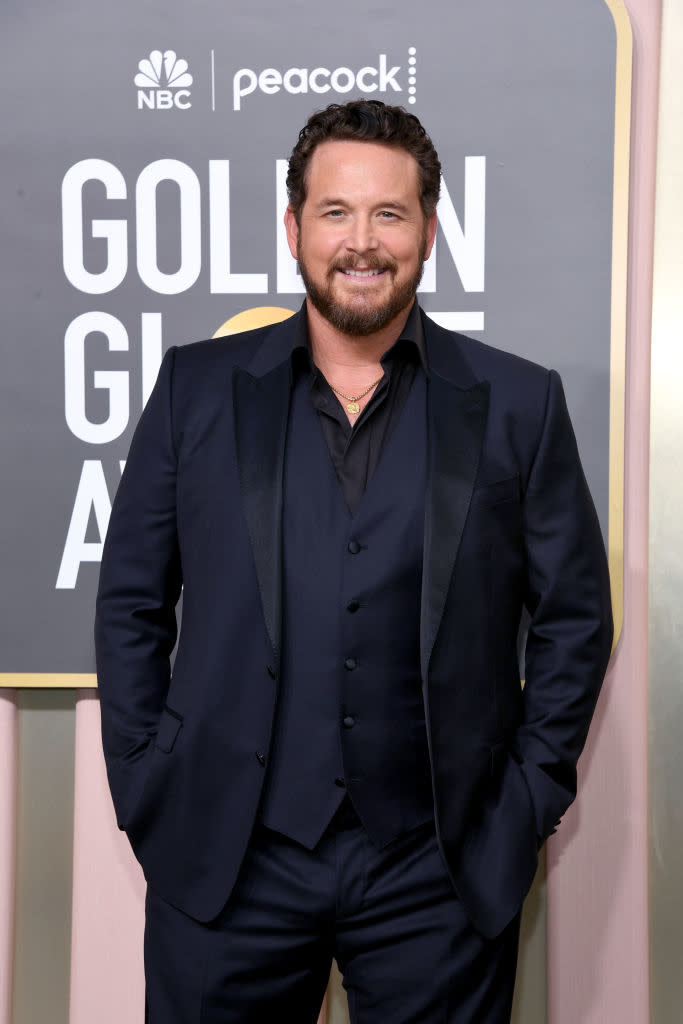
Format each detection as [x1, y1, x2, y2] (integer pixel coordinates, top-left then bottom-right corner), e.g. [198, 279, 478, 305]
[347, 540, 361, 554]
[255, 751, 265, 766]
[346, 599, 360, 613]
[334, 777, 346, 788]
[343, 715, 355, 728]
[344, 657, 357, 671]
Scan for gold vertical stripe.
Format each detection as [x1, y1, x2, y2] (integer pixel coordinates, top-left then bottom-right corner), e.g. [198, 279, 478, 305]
[604, 0, 633, 647]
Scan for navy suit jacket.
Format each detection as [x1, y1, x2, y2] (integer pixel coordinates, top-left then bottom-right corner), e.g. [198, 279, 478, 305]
[95, 307, 613, 938]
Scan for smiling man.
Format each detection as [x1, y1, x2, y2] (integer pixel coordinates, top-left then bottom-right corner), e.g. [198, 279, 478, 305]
[288, 138, 433, 340]
[96, 100, 613, 1023]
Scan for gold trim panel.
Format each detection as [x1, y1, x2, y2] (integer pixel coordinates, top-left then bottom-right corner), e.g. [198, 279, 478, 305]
[0, 674, 97, 689]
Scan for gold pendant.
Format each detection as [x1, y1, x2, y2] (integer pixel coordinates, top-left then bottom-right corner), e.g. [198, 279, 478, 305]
[346, 401, 361, 415]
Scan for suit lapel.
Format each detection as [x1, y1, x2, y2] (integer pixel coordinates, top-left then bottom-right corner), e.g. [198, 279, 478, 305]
[421, 317, 490, 678]
[233, 324, 297, 671]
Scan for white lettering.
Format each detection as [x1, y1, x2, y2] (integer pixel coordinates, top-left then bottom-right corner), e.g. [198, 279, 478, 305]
[330, 67, 354, 93]
[56, 461, 114, 589]
[309, 67, 331, 93]
[232, 56, 405, 109]
[436, 158, 486, 292]
[136, 160, 201, 294]
[232, 56, 404, 110]
[233, 68, 257, 110]
[141, 313, 163, 408]
[258, 68, 282, 94]
[64, 312, 129, 444]
[174, 90, 192, 109]
[378, 55, 401, 92]
[356, 67, 378, 92]
[62, 159, 127, 294]
[283, 68, 307, 94]
[58, 155, 479, 298]
[209, 161, 268, 293]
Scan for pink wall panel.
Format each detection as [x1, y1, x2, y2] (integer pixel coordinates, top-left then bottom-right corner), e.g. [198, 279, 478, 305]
[0, 693, 17, 1024]
[68, 693, 329, 1023]
[546, 0, 658, 1020]
[69, 693, 146, 1024]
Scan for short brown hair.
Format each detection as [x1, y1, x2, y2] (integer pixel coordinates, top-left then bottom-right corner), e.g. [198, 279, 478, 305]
[286, 99, 441, 223]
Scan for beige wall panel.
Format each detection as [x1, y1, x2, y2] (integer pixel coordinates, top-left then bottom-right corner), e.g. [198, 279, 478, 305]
[0, 694, 18, 1024]
[12, 692, 75, 1024]
[649, 0, 683, 1018]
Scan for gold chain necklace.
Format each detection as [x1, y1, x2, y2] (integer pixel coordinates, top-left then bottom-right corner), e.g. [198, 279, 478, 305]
[328, 375, 383, 415]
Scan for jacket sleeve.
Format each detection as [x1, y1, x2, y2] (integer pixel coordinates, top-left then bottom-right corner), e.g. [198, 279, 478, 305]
[516, 368, 613, 842]
[94, 346, 182, 827]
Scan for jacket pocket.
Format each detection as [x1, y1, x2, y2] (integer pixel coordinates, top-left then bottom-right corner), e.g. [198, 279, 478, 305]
[154, 705, 183, 753]
[473, 475, 520, 508]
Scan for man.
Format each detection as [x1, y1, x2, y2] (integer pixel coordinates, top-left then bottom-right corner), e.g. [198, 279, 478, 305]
[95, 99, 613, 1022]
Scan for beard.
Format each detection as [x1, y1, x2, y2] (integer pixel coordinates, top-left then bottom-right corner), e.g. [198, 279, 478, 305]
[296, 240, 427, 337]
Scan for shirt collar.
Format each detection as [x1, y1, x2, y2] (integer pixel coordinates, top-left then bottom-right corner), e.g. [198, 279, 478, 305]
[290, 300, 427, 379]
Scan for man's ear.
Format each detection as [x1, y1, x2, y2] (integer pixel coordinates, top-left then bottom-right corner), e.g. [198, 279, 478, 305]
[423, 212, 438, 260]
[284, 206, 300, 260]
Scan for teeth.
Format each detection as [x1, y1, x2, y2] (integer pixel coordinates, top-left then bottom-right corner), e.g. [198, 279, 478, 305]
[342, 268, 383, 277]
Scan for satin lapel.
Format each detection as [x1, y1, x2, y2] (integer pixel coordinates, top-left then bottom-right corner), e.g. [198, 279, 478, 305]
[233, 360, 291, 670]
[420, 372, 490, 679]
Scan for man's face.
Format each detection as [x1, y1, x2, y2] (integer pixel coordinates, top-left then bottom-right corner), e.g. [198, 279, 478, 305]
[285, 140, 437, 337]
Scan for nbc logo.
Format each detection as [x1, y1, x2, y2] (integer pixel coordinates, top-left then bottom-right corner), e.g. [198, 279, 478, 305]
[135, 49, 193, 110]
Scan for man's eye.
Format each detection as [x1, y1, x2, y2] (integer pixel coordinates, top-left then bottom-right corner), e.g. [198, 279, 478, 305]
[379, 211, 398, 220]
[326, 209, 344, 218]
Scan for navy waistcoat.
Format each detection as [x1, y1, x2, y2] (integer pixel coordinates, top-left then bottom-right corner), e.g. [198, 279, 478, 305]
[258, 367, 433, 849]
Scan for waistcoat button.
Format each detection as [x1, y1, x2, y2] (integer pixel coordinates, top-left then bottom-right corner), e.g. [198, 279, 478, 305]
[347, 540, 361, 554]
[346, 599, 360, 613]
[343, 716, 355, 728]
[344, 657, 357, 671]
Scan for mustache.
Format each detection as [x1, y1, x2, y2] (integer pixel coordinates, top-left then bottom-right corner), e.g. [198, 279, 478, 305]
[329, 254, 398, 274]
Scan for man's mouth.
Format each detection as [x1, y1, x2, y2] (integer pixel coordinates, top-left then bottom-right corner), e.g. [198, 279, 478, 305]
[338, 268, 386, 278]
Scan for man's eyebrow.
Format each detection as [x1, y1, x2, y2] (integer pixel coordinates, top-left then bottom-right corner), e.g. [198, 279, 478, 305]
[314, 198, 348, 209]
[376, 201, 410, 213]
[313, 198, 410, 213]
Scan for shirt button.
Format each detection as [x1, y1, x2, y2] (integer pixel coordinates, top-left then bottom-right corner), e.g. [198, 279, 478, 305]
[347, 540, 361, 554]
[346, 599, 360, 613]
[343, 716, 356, 728]
[335, 777, 346, 788]
[344, 657, 357, 671]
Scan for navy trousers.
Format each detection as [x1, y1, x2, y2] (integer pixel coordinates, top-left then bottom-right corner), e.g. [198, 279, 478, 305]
[144, 810, 520, 1023]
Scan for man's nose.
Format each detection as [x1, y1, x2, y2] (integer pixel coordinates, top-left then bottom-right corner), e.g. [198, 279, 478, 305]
[345, 216, 378, 254]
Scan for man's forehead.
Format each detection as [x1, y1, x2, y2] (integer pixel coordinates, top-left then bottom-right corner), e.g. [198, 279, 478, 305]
[304, 140, 420, 193]
[308, 139, 417, 168]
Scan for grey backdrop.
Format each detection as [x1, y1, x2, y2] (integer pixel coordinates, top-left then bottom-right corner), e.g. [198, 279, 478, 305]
[1, 0, 616, 677]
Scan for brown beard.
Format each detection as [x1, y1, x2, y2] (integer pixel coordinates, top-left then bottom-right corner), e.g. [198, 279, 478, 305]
[296, 243, 426, 337]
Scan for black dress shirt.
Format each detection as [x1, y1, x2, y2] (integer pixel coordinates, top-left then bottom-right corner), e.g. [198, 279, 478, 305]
[291, 302, 428, 515]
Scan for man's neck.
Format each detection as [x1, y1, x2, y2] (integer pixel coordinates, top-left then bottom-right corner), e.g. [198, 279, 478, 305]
[306, 298, 414, 383]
